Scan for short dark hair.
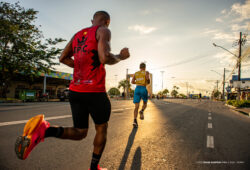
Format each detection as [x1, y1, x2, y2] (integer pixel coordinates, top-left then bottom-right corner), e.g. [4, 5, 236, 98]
[93, 11, 110, 21]
[140, 62, 146, 69]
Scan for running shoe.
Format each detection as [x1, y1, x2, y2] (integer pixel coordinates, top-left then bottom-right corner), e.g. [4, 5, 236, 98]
[139, 110, 144, 120]
[133, 119, 138, 128]
[88, 164, 107, 170]
[15, 114, 50, 160]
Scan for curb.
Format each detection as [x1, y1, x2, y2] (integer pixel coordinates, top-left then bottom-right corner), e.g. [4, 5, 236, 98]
[225, 104, 250, 117]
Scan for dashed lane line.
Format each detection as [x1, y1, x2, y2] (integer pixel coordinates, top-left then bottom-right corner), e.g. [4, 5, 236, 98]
[207, 135, 214, 148]
[208, 123, 213, 129]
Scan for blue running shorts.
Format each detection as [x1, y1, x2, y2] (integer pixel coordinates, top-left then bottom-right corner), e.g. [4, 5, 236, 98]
[133, 86, 148, 103]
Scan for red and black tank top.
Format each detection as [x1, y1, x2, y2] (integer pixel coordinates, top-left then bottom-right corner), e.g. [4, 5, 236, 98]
[69, 26, 106, 92]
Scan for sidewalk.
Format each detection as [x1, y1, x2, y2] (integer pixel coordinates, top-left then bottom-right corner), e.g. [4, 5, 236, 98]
[226, 104, 250, 117]
[235, 107, 250, 116]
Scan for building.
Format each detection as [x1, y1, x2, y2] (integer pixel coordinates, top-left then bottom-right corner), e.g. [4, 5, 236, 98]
[227, 75, 250, 100]
[5, 70, 72, 99]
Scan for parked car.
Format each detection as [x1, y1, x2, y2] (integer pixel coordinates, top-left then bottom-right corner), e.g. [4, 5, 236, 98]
[57, 88, 69, 101]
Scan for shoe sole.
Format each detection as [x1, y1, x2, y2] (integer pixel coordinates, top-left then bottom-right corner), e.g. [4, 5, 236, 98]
[15, 114, 45, 160]
[15, 136, 30, 160]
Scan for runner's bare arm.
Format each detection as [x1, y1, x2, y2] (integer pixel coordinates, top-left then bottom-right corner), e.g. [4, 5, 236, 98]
[97, 27, 130, 65]
[146, 71, 150, 84]
[59, 37, 74, 68]
[132, 75, 136, 84]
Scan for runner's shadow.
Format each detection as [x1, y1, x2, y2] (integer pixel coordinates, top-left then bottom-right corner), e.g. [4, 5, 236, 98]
[130, 146, 141, 170]
[118, 127, 138, 170]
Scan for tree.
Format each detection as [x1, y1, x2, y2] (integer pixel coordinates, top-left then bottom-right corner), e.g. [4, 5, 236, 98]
[171, 86, 179, 98]
[108, 87, 120, 96]
[118, 79, 131, 95]
[162, 88, 169, 96]
[173, 85, 179, 91]
[0, 2, 65, 98]
[171, 90, 178, 97]
[213, 90, 221, 99]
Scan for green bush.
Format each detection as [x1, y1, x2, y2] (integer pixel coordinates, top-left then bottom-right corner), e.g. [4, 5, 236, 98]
[227, 100, 250, 108]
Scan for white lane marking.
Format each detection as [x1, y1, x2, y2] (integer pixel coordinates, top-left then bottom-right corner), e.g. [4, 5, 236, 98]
[208, 123, 213, 129]
[207, 136, 214, 148]
[0, 115, 72, 127]
[0, 108, 135, 127]
[208, 113, 211, 116]
[208, 116, 212, 120]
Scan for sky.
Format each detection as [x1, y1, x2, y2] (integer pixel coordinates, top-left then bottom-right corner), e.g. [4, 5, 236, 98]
[5, 0, 250, 94]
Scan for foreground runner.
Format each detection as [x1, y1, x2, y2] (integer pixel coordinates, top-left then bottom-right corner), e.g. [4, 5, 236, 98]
[15, 11, 130, 170]
[131, 63, 150, 127]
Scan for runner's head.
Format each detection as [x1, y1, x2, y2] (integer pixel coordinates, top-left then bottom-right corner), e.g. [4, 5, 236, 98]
[92, 11, 110, 27]
[140, 62, 146, 70]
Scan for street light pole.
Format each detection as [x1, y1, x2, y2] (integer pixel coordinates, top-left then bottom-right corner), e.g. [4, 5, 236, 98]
[126, 69, 129, 99]
[161, 71, 164, 90]
[223, 68, 225, 100]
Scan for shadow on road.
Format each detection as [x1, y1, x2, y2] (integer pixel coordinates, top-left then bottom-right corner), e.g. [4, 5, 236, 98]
[130, 146, 141, 170]
[118, 127, 138, 170]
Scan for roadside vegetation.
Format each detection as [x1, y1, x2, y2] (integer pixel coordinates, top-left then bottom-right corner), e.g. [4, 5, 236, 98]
[226, 100, 250, 108]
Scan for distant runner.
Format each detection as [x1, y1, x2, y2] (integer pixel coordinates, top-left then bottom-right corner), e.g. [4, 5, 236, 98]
[198, 93, 202, 102]
[15, 11, 130, 170]
[131, 63, 150, 127]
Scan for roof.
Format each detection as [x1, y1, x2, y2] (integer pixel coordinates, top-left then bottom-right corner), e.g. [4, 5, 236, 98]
[0, 65, 73, 80]
[38, 71, 73, 80]
[231, 75, 250, 81]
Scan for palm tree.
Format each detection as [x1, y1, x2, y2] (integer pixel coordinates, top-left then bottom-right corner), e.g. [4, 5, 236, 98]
[118, 79, 131, 95]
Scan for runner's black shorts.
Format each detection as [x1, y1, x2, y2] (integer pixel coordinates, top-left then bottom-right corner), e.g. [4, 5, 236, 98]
[69, 90, 111, 129]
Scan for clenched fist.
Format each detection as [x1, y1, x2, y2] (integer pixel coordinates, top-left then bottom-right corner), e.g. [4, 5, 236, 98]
[119, 48, 130, 60]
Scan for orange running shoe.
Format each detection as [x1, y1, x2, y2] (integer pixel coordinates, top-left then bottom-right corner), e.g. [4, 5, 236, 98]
[15, 114, 50, 160]
[89, 165, 107, 170]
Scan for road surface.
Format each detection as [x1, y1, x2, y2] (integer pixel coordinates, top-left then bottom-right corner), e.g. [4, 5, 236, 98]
[0, 99, 249, 170]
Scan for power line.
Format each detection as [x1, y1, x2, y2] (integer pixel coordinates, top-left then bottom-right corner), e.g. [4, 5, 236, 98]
[150, 54, 211, 70]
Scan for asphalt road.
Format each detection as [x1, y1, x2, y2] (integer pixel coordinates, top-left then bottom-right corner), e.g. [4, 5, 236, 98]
[0, 99, 249, 170]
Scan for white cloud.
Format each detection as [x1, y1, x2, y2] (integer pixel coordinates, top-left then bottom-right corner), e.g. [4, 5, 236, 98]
[202, 28, 238, 42]
[221, 9, 227, 14]
[216, 18, 223, 22]
[139, 9, 162, 16]
[128, 25, 157, 34]
[212, 31, 237, 41]
[231, 0, 250, 22]
[231, 23, 249, 31]
[215, 1, 250, 24]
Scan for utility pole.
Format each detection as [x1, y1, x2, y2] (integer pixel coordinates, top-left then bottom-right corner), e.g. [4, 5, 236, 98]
[237, 32, 242, 100]
[186, 82, 189, 97]
[222, 68, 225, 100]
[238, 32, 242, 81]
[216, 80, 219, 92]
[160, 71, 164, 90]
